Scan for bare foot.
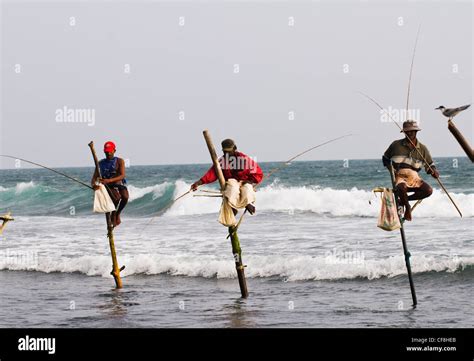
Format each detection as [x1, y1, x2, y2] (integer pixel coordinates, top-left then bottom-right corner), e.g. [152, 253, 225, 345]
[245, 204, 256, 215]
[110, 212, 117, 227]
[115, 213, 121, 227]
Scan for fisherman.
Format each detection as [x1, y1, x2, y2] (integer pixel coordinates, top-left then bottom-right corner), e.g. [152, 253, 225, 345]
[382, 120, 439, 221]
[91, 141, 128, 227]
[190, 139, 263, 225]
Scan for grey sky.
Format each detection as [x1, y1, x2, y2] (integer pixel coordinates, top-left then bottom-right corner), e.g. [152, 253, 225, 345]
[1, 0, 472, 168]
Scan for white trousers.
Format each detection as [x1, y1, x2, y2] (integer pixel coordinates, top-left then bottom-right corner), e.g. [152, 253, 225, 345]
[218, 179, 256, 226]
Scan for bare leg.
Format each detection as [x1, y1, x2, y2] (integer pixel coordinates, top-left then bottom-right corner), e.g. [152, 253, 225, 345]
[114, 188, 129, 227]
[110, 212, 117, 227]
[407, 182, 433, 201]
[396, 183, 412, 221]
[245, 204, 255, 214]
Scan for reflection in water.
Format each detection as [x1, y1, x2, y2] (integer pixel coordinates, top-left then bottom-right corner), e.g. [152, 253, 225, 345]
[402, 306, 418, 327]
[225, 298, 257, 328]
[97, 289, 139, 319]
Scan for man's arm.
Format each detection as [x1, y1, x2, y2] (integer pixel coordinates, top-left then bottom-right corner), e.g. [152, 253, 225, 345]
[244, 156, 264, 184]
[91, 169, 99, 189]
[191, 166, 217, 191]
[382, 142, 395, 168]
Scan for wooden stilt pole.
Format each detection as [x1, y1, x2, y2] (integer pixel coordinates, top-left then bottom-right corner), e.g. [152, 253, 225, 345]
[106, 213, 124, 289]
[0, 212, 14, 235]
[202, 130, 249, 298]
[388, 164, 417, 308]
[88, 141, 124, 289]
[229, 226, 249, 298]
[448, 119, 474, 162]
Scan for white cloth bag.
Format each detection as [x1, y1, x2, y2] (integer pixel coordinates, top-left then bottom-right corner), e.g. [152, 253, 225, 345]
[93, 184, 116, 213]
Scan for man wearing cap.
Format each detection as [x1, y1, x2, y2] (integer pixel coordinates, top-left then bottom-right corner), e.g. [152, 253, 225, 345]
[91, 141, 129, 227]
[382, 120, 439, 221]
[190, 139, 264, 226]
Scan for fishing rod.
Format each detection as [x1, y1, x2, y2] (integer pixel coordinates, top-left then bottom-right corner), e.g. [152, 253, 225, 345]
[398, 24, 424, 218]
[227, 134, 353, 237]
[193, 194, 222, 198]
[140, 180, 237, 234]
[141, 182, 243, 234]
[141, 134, 353, 237]
[264, 134, 353, 180]
[401, 24, 460, 217]
[139, 189, 192, 235]
[405, 24, 421, 115]
[399, 27, 420, 307]
[358, 91, 462, 218]
[391, 28, 420, 305]
[0, 155, 93, 190]
[359, 28, 423, 308]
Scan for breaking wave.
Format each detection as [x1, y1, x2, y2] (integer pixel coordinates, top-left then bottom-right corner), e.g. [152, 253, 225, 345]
[0, 180, 472, 217]
[0, 253, 472, 281]
[164, 181, 473, 218]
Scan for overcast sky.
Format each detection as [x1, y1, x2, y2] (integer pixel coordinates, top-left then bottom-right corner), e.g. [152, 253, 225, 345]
[1, 0, 472, 168]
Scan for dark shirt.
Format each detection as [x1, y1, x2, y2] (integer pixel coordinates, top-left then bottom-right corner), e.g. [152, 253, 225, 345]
[383, 138, 434, 173]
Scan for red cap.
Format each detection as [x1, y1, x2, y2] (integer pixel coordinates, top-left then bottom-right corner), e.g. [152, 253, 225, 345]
[104, 141, 116, 153]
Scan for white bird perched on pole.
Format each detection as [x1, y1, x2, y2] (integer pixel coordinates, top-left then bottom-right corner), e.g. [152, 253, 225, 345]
[435, 104, 471, 120]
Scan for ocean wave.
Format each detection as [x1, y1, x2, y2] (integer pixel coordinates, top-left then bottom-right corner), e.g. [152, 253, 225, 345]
[0, 253, 472, 281]
[15, 181, 36, 194]
[1, 180, 472, 218]
[0, 181, 39, 195]
[258, 185, 474, 218]
[166, 183, 474, 218]
[127, 182, 171, 202]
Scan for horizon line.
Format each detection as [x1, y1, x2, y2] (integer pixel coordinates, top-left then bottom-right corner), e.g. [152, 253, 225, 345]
[0, 155, 469, 170]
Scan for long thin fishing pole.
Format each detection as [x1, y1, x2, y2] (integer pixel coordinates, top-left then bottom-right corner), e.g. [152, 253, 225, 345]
[145, 186, 220, 225]
[403, 25, 422, 218]
[228, 134, 353, 237]
[405, 24, 422, 116]
[0, 155, 93, 190]
[368, 25, 422, 307]
[143, 134, 354, 237]
[358, 91, 462, 217]
[193, 194, 222, 198]
[264, 134, 353, 180]
[139, 189, 192, 236]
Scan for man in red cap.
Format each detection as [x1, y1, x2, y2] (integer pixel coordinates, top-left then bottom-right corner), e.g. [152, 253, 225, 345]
[382, 120, 439, 221]
[91, 141, 128, 227]
[190, 138, 263, 226]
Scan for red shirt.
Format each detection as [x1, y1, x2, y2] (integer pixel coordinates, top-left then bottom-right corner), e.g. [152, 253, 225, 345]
[200, 151, 264, 185]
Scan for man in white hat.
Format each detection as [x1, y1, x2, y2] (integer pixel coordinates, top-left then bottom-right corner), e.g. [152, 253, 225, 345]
[382, 120, 439, 221]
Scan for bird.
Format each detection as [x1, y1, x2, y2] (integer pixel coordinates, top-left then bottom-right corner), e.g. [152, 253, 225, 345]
[435, 104, 471, 120]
